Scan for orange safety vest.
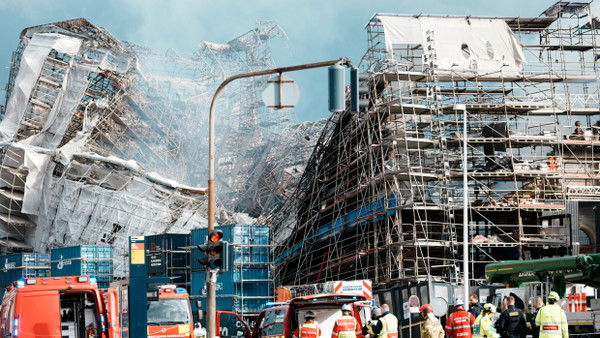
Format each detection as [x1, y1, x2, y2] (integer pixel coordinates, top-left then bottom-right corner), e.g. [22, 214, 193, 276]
[332, 315, 360, 338]
[445, 308, 475, 338]
[294, 322, 322, 338]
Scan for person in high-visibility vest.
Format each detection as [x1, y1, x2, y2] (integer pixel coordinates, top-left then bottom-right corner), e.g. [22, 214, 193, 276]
[332, 304, 361, 338]
[363, 305, 383, 338]
[379, 304, 398, 338]
[294, 311, 322, 338]
[476, 304, 499, 338]
[420, 304, 444, 338]
[535, 291, 568, 338]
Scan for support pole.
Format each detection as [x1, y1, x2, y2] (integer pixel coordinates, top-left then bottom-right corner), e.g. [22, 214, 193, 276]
[207, 57, 352, 338]
[461, 105, 469, 305]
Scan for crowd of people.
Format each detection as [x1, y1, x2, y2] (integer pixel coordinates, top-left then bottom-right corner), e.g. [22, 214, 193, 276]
[419, 291, 567, 338]
[291, 291, 567, 338]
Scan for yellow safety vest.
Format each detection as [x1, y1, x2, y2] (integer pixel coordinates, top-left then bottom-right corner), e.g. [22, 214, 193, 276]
[535, 304, 568, 338]
[380, 313, 398, 338]
[480, 316, 498, 338]
[473, 314, 484, 337]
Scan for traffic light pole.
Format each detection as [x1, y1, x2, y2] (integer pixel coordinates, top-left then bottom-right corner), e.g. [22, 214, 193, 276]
[207, 57, 352, 338]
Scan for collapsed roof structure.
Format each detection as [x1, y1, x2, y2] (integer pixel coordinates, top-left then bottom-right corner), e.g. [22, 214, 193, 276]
[270, 1, 600, 288]
[0, 19, 322, 275]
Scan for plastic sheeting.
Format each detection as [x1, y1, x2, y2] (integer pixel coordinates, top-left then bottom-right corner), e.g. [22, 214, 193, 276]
[35, 165, 206, 276]
[377, 16, 526, 77]
[0, 33, 82, 141]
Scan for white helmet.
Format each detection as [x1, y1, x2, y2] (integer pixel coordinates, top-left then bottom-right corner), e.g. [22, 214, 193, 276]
[341, 304, 352, 312]
[454, 298, 464, 306]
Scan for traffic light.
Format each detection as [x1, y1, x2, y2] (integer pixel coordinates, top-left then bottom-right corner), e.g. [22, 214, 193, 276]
[350, 67, 370, 113]
[197, 230, 225, 270]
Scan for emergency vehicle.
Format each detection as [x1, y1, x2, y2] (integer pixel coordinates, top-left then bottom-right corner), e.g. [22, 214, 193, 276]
[251, 294, 370, 338]
[0, 275, 109, 338]
[110, 281, 194, 337]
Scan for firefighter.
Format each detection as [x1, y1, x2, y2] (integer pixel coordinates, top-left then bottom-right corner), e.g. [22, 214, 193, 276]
[294, 311, 322, 338]
[535, 292, 568, 338]
[332, 304, 361, 338]
[380, 304, 398, 338]
[420, 304, 444, 338]
[476, 304, 499, 338]
[496, 296, 527, 338]
[445, 298, 476, 338]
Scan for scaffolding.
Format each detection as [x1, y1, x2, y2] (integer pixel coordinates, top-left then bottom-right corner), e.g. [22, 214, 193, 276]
[270, 1, 600, 288]
[0, 19, 322, 275]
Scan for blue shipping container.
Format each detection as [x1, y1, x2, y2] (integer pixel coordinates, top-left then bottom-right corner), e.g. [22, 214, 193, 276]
[145, 233, 190, 274]
[1, 253, 49, 269]
[51, 245, 112, 261]
[51, 245, 113, 286]
[193, 295, 271, 313]
[191, 269, 271, 298]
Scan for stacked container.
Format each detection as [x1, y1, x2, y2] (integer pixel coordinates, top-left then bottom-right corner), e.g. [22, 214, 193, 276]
[0, 253, 50, 299]
[50, 245, 113, 288]
[145, 233, 190, 289]
[191, 224, 272, 317]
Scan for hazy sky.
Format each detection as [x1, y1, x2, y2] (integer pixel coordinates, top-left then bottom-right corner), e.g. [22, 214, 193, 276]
[0, 0, 566, 122]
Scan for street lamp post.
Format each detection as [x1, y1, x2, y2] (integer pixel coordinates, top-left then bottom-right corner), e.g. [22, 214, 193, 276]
[206, 57, 352, 338]
[454, 104, 469, 306]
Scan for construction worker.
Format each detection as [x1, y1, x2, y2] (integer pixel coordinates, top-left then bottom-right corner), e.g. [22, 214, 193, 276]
[445, 298, 476, 338]
[420, 304, 444, 338]
[294, 311, 322, 338]
[380, 304, 398, 338]
[362, 305, 383, 338]
[535, 291, 568, 338]
[496, 296, 527, 338]
[475, 304, 499, 338]
[332, 304, 361, 338]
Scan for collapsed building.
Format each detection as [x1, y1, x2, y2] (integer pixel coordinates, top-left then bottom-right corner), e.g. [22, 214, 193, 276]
[271, 1, 600, 291]
[0, 19, 321, 275]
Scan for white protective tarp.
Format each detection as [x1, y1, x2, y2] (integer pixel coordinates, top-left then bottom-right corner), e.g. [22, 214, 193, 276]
[378, 16, 526, 77]
[0, 33, 82, 141]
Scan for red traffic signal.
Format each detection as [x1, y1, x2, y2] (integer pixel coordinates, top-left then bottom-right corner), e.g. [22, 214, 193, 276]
[197, 230, 224, 269]
[208, 230, 223, 243]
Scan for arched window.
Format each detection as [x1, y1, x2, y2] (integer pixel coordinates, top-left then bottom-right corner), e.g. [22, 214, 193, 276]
[579, 229, 592, 245]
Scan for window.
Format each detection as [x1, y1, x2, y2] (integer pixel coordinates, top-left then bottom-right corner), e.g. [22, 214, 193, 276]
[219, 312, 248, 338]
[579, 229, 592, 245]
[147, 298, 191, 325]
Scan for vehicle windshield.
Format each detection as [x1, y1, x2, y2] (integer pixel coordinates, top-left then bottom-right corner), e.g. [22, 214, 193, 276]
[147, 298, 191, 325]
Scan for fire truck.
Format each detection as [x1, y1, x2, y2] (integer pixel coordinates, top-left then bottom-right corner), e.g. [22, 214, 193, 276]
[0, 275, 110, 337]
[110, 280, 194, 338]
[0, 275, 195, 338]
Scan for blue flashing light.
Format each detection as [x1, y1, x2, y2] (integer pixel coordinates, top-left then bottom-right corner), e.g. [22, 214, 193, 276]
[89, 276, 97, 284]
[312, 298, 317, 302]
[352, 296, 358, 300]
[13, 329, 17, 336]
[175, 288, 187, 293]
[13, 318, 18, 327]
[16, 279, 25, 288]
